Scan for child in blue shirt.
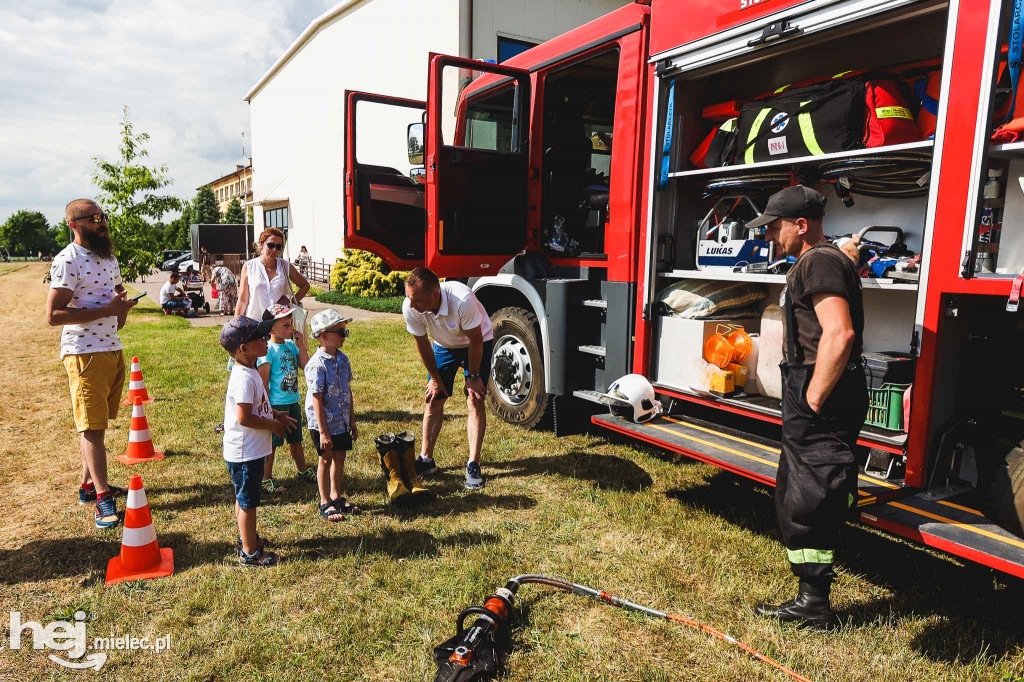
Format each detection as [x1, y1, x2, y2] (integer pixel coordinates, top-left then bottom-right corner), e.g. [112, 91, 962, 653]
[256, 304, 312, 494]
[305, 309, 358, 522]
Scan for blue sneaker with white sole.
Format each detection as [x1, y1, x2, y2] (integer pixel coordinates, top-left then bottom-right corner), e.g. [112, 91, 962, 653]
[94, 495, 120, 529]
[465, 462, 485, 490]
[79, 485, 126, 505]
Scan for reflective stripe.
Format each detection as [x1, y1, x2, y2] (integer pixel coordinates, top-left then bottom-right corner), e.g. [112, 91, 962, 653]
[720, 118, 737, 133]
[744, 108, 772, 164]
[130, 361, 140, 372]
[774, 84, 790, 94]
[129, 380, 145, 390]
[875, 106, 913, 120]
[834, 70, 853, 79]
[126, 488, 148, 510]
[128, 428, 151, 443]
[797, 102, 824, 156]
[787, 548, 834, 564]
[122, 524, 157, 548]
[131, 404, 145, 418]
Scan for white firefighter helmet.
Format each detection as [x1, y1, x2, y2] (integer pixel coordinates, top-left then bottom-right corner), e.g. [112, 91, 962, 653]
[598, 374, 662, 423]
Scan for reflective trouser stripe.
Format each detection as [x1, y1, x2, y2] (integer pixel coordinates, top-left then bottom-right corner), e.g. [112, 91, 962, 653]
[787, 548, 834, 564]
[798, 102, 824, 156]
[745, 108, 772, 164]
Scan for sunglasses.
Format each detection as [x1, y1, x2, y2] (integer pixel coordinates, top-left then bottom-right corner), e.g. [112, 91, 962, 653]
[72, 212, 109, 224]
[324, 328, 351, 338]
[264, 242, 284, 251]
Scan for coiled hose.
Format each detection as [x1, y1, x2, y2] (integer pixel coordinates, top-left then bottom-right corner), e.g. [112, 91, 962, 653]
[508, 575, 813, 682]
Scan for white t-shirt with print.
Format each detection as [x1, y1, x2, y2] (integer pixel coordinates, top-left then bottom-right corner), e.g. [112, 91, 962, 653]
[402, 281, 493, 349]
[223, 363, 273, 463]
[49, 242, 123, 358]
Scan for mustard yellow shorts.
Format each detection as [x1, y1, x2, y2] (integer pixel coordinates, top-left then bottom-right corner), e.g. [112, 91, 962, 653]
[63, 350, 126, 432]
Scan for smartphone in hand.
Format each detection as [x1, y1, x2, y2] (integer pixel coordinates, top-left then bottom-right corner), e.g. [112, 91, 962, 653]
[129, 292, 147, 302]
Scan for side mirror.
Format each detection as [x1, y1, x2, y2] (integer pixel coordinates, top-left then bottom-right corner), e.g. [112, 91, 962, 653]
[408, 123, 424, 165]
[410, 167, 426, 184]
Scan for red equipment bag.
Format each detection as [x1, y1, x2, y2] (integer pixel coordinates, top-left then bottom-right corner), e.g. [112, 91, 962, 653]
[913, 69, 941, 138]
[863, 78, 921, 147]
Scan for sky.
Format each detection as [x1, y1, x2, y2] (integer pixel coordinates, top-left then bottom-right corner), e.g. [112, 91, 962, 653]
[0, 0, 337, 226]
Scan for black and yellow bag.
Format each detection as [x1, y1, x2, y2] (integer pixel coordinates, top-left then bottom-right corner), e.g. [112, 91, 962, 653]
[734, 80, 866, 164]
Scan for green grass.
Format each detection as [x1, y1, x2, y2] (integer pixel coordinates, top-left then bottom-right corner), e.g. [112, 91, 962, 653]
[315, 289, 404, 313]
[0, 262, 28, 275]
[3, 264, 1024, 680]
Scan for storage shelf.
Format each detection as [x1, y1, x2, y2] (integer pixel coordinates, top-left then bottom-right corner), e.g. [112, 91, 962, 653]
[668, 140, 934, 179]
[659, 268, 918, 290]
[990, 141, 1024, 158]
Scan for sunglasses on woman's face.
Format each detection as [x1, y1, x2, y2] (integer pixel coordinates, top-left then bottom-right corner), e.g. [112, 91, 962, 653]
[264, 242, 284, 251]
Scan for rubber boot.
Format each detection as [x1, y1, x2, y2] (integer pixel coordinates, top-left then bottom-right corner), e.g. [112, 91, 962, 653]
[374, 433, 412, 506]
[754, 579, 839, 630]
[396, 431, 432, 503]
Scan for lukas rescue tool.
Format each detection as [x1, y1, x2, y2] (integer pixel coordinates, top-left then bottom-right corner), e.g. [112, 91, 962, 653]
[433, 574, 811, 682]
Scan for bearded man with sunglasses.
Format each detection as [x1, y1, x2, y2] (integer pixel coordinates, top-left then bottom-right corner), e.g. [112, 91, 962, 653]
[46, 199, 138, 529]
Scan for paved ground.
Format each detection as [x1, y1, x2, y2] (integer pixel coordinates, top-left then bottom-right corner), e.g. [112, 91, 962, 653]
[130, 276, 401, 328]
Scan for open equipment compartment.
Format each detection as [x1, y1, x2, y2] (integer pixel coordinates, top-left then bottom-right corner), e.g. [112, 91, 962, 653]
[644, 0, 952, 463]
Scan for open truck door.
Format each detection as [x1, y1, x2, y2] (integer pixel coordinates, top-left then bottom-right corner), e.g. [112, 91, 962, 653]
[343, 91, 426, 271]
[426, 55, 532, 277]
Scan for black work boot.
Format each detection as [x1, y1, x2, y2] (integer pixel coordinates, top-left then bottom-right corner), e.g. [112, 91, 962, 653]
[754, 579, 839, 630]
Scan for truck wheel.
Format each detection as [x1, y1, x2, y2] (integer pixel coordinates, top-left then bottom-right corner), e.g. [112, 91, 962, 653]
[487, 306, 549, 429]
[989, 446, 1024, 537]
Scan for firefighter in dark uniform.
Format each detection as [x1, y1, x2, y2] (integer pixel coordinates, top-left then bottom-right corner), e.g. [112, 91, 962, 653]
[747, 185, 868, 628]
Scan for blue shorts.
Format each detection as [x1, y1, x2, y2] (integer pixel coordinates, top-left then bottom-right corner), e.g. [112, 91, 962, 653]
[226, 458, 265, 510]
[429, 339, 493, 397]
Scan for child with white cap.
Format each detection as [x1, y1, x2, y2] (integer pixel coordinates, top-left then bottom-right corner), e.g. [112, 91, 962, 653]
[305, 309, 359, 522]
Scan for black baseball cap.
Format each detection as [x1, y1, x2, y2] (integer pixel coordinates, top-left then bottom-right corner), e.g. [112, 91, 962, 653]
[220, 315, 275, 353]
[746, 185, 826, 229]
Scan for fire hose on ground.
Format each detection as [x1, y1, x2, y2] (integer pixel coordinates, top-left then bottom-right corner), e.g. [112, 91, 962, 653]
[433, 574, 813, 682]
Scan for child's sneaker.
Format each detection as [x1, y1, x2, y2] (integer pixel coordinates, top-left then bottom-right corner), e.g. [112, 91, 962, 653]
[94, 495, 120, 529]
[79, 485, 126, 505]
[415, 456, 438, 477]
[239, 548, 279, 567]
[465, 462, 485, 490]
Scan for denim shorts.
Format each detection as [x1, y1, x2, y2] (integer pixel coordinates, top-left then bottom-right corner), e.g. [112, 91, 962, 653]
[309, 429, 353, 457]
[429, 339, 493, 397]
[226, 458, 265, 510]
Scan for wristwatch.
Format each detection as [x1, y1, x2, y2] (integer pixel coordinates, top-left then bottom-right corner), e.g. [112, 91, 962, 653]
[464, 371, 481, 380]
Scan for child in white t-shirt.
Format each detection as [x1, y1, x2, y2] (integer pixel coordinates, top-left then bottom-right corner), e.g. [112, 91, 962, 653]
[220, 315, 297, 567]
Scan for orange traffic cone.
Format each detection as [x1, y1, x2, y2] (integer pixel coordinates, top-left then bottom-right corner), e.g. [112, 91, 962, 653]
[116, 397, 165, 465]
[121, 356, 154, 406]
[105, 474, 174, 585]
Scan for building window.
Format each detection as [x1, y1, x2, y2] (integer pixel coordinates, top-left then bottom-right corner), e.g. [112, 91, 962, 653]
[497, 36, 537, 63]
[264, 207, 288, 230]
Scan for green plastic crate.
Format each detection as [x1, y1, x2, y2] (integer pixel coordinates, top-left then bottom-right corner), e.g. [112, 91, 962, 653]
[865, 383, 910, 431]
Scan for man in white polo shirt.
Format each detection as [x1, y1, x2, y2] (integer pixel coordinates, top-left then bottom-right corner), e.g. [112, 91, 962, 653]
[403, 267, 493, 489]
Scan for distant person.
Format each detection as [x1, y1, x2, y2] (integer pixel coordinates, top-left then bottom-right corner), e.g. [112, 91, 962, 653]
[199, 246, 213, 282]
[236, 228, 310, 330]
[256, 304, 314, 494]
[295, 246, 312, 277]
[212, 265, 237, 315]
[220, 315, 297, 567]
[45, 199, 138, 529]
[403, 267, 492, 490]
[159, 271, 190, 315]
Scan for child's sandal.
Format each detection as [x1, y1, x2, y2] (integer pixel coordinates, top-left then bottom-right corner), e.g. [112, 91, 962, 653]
[333, 497, 361, 516]
[262, 478, 287, 495]
[318, 502, 345, 522]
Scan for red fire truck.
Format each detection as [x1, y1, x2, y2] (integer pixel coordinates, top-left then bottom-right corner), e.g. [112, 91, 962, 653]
[344, 0, 1024, 578]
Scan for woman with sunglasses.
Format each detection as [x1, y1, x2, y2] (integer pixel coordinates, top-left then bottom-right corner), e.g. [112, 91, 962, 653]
[236, 227, 310, 321]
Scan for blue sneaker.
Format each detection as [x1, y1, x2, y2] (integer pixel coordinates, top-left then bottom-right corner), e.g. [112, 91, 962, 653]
[94, 495, 120, 529]
[465, 462, 485, 490]
[79, 485, 126, 505]
[415, 456, 438, 477]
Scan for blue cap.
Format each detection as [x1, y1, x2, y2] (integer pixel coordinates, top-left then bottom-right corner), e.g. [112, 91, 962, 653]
[220, 315, 274, 353]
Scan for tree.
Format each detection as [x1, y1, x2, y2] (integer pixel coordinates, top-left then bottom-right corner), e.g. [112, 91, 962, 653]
[222, 197, 245, 224]
[0, 210, 50, 256]
[51, 219, 72, 253]
[163, 199, 193, 251]
[193, 187, 221, 225]
[92, 106, 180, 282]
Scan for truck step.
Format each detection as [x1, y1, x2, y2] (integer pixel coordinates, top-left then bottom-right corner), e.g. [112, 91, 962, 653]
[581, 299, 608, 309]
[572, 389, 606, 404]
[577, 344, 606, 357]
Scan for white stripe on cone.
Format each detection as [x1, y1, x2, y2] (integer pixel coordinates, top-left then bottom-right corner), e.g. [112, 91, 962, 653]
[128, 429, 151, 443]
[121, 524, 157, 548]
[131, 361, 141, 372]
[129, 380, 145, 390]
[132, 404, 145, 418]
[126, 488, 148, 510]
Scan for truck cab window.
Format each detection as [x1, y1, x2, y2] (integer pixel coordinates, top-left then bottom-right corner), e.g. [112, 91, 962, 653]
[541, 50, 619, 258]
[465, 85, 516, 152]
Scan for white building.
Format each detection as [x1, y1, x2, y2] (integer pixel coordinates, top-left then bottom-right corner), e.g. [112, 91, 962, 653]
[244, 0, 632, 264]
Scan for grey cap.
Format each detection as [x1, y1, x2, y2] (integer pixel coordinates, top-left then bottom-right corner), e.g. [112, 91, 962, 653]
[746, 185, 826, 229]
[309, 308, 353, 338]
[220, 315, 275, 353]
